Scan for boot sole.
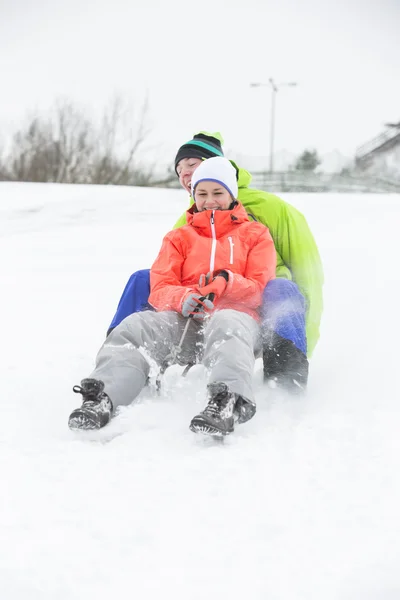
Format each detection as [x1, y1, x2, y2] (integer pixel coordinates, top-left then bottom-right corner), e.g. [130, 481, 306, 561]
[189, 417, 233, 437]
[68, 411, 103, 431]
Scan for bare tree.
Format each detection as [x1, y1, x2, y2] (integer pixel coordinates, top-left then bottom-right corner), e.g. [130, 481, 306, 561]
[54, 101, 94, 183]
[0, 96, 156, 185]
[90, 93, 151, 185]
[0, 138, 9, 180]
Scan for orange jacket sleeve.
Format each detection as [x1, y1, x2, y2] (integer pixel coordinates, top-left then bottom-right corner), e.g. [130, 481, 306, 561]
[221, 226, 276, 309]
[149, 232, 195, 312]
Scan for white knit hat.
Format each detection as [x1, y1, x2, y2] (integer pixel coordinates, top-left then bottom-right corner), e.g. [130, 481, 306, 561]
[191, 156, 238, 198]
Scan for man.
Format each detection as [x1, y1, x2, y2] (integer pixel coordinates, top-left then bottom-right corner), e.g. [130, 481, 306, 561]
[108, 132, 324, 392]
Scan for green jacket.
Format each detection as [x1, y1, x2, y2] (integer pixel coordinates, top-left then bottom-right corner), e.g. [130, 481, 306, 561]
[172, 162, 324, 357]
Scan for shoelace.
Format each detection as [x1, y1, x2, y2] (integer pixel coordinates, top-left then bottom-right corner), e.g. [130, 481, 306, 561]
[72, 385, 101, 406]
[204, 400, 220, 417]
[204, 393, 231, 417]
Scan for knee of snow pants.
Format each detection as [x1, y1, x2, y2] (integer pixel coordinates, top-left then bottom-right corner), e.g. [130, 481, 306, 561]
[108, 269, 152, 335]
[202, 309, 261, 404]
[261, 278, 307, 356]
[92, 311, 200, 409]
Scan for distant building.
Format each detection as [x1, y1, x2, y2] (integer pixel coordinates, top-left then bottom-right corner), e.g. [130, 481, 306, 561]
[355, 121, 400, 180]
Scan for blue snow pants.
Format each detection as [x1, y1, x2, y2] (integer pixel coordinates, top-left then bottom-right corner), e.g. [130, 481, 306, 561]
[108, 269, 307, 356]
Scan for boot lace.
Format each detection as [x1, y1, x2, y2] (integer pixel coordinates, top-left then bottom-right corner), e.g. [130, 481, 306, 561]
[204, 388, 233, 418]
[72, 382, 103, 407]
[203, 397, 222, 418]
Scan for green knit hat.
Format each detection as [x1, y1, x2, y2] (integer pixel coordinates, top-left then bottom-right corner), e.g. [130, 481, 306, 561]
[174, 131, 224, 173]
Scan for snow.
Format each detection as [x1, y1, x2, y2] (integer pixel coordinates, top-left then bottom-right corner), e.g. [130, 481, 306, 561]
[1, 182, 400, 600]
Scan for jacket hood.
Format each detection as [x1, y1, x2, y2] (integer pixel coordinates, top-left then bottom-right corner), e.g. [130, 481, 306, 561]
[229, 160, 252, 188]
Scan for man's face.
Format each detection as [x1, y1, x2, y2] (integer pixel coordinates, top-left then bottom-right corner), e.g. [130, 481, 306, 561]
[176, 157, 203, 194]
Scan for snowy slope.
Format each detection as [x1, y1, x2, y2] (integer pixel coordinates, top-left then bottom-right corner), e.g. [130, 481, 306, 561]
[1, 182, 400, 600]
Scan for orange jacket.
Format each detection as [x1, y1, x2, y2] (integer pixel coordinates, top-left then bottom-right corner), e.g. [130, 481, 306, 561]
[149, 202, 276, 322]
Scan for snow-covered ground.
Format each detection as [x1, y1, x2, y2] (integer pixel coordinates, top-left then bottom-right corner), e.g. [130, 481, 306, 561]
[1, 182, 400, 600]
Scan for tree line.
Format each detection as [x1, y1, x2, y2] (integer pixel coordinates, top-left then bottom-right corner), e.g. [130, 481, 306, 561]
[0, 97, 172, 186]
[0, 98, 324, 185]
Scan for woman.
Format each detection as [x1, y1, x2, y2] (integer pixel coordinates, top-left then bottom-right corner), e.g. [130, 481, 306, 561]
[69, 157, 276, 436]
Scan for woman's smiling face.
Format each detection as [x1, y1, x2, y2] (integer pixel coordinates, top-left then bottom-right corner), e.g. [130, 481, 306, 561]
[194, 180, 232, 211]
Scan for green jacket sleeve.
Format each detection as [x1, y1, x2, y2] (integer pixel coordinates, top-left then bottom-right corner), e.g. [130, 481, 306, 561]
[274, 201, 324, 357]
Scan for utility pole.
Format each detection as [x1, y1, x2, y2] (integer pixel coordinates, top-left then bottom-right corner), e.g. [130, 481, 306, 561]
[250, 78, 297, 173]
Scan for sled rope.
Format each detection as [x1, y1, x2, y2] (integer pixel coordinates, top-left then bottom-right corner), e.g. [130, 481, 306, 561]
[156, 293, 215, 392]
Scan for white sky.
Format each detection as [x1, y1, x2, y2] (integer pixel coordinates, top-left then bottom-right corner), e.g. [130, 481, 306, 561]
[1, 0, 399, 166]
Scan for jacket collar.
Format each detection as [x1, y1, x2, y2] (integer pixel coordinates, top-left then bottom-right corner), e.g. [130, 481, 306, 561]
[186, 202, 250, 236]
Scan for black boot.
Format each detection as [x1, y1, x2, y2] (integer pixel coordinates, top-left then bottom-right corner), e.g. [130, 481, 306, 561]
[234, 396, 256, 424]
[68, 379, 113, 430]
[190, 382, 237, 436]
[263, 333, 309, 394]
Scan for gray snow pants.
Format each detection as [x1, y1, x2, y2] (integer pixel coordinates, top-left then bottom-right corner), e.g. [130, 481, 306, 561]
[88, 309, 262, 409]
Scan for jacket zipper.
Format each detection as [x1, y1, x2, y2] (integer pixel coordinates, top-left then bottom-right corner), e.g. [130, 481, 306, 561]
[210, 211, 217, 272]
[228, 236, 234, 264]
